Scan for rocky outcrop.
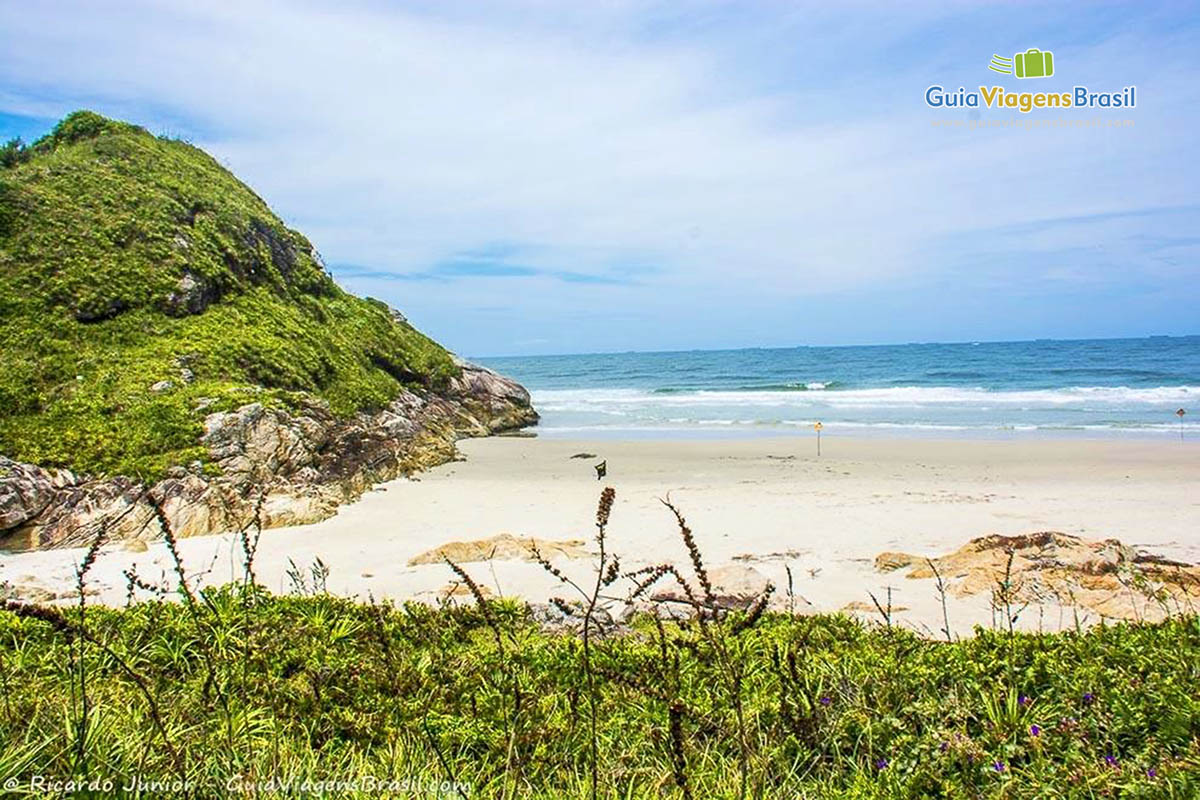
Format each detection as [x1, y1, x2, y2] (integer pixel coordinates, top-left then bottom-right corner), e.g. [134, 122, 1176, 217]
[163, 271, 217, 316]
[651, 563, 775, 611]
[0, 459, 58, 530]
[407, 533, 589, 566]
[876, 532, 1200, 622]
[0, 360, 537, 550]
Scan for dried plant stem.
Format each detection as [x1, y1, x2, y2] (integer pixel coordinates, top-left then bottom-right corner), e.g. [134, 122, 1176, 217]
[730, 584, 774, 635]
[423, 715, 469, 800]
[146, 493, 236, 761]
[531, 545, 590, 603]
[443, 556, 521, 780]
[444, 557, 502, 649]
[927, 558, 953, 642]
[1001, 549, 1016, 636]
[582, 486, 615, 800]
[238, 488, 267, 587]
[660, 497, 716, 618]
[668, 701, 693, 800]
[69, 490, 147, 773]
[73, 520, 108, 772]
[785, 564, 795, 615]
[868, 588, 893, 629]
[145, 495, 199, 613]
[2, 600, 182, 777]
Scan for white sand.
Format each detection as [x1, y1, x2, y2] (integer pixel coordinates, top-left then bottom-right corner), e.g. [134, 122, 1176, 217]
[3, 435, 1197, 633]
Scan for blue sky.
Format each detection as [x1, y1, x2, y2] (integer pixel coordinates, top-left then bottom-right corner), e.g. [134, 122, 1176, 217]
[1, 1, 1197, 356]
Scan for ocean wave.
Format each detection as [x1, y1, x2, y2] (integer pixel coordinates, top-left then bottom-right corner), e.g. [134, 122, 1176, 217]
[535, 419, 1200, 435]
[920, 370, 989, 380]
[534, 385, 1198, 410]
[652, 380, 839, 394]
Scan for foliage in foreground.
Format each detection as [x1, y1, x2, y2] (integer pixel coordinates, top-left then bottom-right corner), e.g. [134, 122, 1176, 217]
[1, 586, 1198, 798]
[0, 111, 456, 480]
[2, 487, 1198, 798]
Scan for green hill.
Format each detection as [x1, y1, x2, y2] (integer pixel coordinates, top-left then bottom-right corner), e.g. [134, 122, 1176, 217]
[0, 111, 457, 480]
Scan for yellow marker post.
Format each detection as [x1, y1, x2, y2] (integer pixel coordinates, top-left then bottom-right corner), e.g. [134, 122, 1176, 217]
[814, 421, 823, 457]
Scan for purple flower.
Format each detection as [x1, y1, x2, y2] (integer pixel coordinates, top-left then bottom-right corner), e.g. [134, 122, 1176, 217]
[1104, 755, 1119, 768]
[1029, 724, 1041, 737]
[1147, 768, 1158, 779]
[1018, 694, 1030, 706]
[993, 761, 1005, 773]
[1082, 692, 1095, 705]
[939, 741, 949, 753]
[875, 758, 889, 770]
[819, 696, 832, 706]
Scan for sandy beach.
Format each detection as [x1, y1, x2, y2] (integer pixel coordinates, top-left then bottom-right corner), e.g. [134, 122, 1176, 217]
[3, 434, 1197, 633]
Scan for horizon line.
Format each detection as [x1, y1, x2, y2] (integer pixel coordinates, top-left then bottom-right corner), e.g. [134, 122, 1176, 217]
[469, 332, 1200, 361]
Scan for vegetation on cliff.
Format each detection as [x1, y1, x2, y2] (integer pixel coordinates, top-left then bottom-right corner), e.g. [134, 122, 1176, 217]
[0, 111, 456, 480]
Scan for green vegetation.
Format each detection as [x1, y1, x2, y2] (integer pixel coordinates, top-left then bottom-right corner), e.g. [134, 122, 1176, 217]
[0, 489, 1197, 799]
[2, 589, 1197, 798]
[0, 111, 456, 480]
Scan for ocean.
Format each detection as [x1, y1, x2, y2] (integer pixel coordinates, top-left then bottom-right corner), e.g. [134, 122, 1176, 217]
[478, 336, 1200, 439]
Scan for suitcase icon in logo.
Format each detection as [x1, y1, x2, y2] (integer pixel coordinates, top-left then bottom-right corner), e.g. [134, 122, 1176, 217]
[1014, 48, 1054, 79]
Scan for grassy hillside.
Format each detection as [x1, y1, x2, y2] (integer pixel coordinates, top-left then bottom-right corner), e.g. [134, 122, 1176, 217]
[0, 111, 456, 480]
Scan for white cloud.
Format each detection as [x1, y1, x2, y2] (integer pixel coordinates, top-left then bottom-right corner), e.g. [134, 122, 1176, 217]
[1, 0, 1196, 352]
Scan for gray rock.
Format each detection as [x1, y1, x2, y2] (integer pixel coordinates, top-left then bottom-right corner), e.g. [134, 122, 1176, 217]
[164, 271, 215, 316]
[52, 469, 79, 489]
[652, 564, 774, 610]
[1, 473, 147, 550]
[448, 357, 536, 434]
[0, 457, 56, 530]
[73, 297, 127, 322]
[3, 357, 538, 550]
[528, 601, 622, 635]
[150, 380, 174, 392]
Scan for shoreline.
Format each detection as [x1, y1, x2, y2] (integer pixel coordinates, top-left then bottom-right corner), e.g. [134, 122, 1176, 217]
[528, 424, 1199, 442]
[2, 434, 1197, 634]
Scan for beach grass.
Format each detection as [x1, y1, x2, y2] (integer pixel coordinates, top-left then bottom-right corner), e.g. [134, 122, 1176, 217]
[2, 488, 1198, 799]
[2, 590, 1198, 797]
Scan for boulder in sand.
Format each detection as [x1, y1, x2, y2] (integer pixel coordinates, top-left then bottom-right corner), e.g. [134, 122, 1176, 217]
[651, 563, 774, 610]
[408, 533, 589, 566]
[436, 581, 495, 603]
[876, 531, 1200, 622]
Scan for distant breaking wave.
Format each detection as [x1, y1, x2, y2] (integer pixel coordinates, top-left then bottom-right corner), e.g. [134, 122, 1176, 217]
[537, 385, 1197, 409]
[478, 337, 1200, 438]
[653, 380, 839, 394]
[528, 385, 1197, 436]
